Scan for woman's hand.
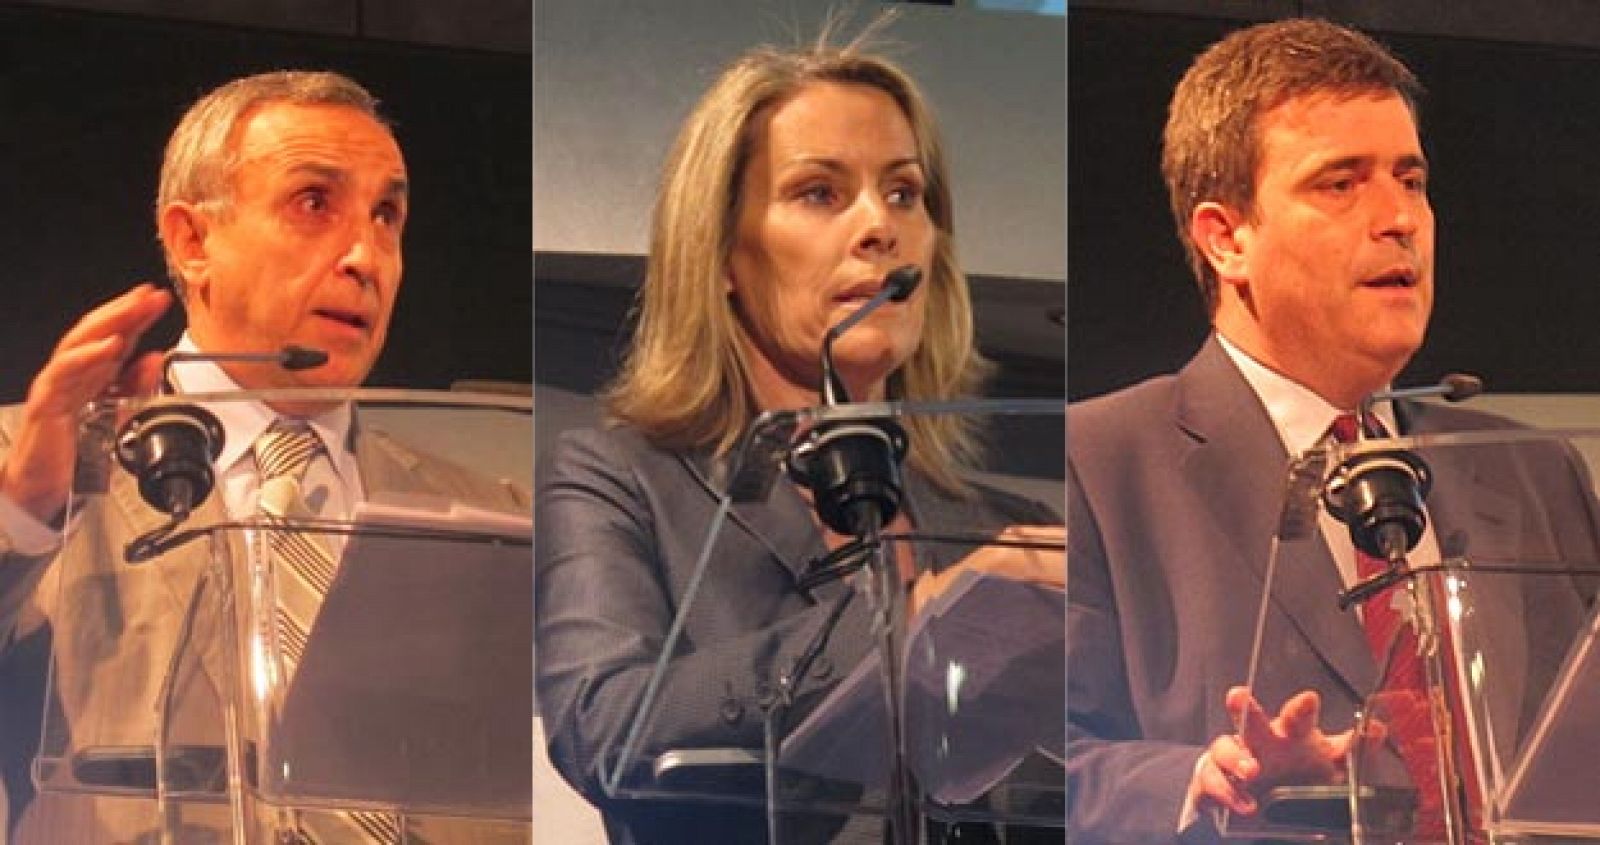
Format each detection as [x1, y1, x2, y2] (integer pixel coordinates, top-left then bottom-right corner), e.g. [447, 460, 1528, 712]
[908, 524, 1064, 616]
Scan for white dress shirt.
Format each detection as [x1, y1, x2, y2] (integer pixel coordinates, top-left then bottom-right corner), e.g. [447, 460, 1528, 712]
[1217, 332, 1443, 590]
[0, 334, 362, 556]
[167, 334, 363, 522]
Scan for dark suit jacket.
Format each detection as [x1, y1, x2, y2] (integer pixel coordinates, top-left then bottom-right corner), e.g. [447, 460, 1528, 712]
[535, 425, 1057, 844]
[0, 405, 529, 844]
[1066, 337, 1599, 844]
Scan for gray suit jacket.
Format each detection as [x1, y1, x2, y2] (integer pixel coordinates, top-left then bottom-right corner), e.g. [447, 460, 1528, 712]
[1066, 337, 1599, 844]
[0, 405, 528, 844]
[535, 425, 1057, 844]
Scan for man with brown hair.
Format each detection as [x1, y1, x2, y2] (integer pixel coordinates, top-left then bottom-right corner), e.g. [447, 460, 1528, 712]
[1068, 18, 1596, 843]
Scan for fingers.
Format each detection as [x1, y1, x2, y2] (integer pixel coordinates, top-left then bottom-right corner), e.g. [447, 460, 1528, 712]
[26, 335, 129, 416]
[1275, 690, 1324, 738]
[958, 524, 1065, 586]
[118, 350, 168, 397]
[1326, 720, 1386, 762]
[1227, 686, 1274, 750]
[1194, 738, 1260, 816]
[4, 285, 174, 522]
[54, 283, 172, 357]
[997, 524, 1066, 544]
[907, 568, 949, 618]
[28, 286, 172, 415]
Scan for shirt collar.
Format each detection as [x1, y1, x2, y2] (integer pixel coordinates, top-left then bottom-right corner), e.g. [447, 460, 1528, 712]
[168, 332, 356, 474]
[1215, 332, 1398, 455]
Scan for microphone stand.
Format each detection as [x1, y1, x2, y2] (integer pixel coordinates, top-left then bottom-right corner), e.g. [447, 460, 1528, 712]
[859, 502, 921, 845]
[787, 265, 924, 843]
[1330, 381, 1480, 845]
[1345, 548, 1466, 845]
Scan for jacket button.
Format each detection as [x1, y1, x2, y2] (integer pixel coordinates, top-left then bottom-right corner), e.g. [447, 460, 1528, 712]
[754, 681, 777, 710]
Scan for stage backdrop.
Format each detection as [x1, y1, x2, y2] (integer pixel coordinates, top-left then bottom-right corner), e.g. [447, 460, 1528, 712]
[1071, 5, 1600, 401]
[0, 4, 530, 397]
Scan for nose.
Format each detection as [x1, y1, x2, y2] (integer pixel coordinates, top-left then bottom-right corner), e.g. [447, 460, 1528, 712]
[851, 193, 898, 258]
[338, 219, 383, 288]
[1372, 176, 1422, 245]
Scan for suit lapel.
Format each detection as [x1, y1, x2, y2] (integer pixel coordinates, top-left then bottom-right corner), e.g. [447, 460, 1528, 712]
[108, 467, 232, 692]
[683, 449, 830, 595]
[354, 425, 423, 498]
[1176, 338, 1377, 703]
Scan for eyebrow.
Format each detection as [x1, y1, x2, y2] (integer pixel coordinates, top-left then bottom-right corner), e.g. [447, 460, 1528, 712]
[783, 155, 923, 175]
[1395, 153, 1429, 172]
[1309, 153, 1429, 178]
[287, 163, 410, 199]
[382, 177, 410, 202]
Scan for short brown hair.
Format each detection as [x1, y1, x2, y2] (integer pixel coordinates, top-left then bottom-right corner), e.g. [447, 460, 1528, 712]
[156, 70, 382, 297]
[1162, 18, 1422, 312]
[604, 32, 990, 494]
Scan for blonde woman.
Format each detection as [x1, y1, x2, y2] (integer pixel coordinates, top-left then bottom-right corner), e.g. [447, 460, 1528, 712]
[536, 37, 1063, 844]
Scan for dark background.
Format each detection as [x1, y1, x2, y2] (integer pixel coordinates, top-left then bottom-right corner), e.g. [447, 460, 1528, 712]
[0, 3, 530, 400]
[1071, 6, 1600, 400]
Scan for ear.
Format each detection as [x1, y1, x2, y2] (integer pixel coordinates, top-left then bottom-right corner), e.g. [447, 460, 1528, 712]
[158, 202, 211, 298]
[1189, 200, 1251, 286]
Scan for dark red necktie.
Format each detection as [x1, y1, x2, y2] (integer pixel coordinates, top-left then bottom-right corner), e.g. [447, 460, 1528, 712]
[1328, 413, 1481, 842]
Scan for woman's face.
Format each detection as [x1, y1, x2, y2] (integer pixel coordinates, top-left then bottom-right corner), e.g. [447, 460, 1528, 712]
[728, 81, 934, 406]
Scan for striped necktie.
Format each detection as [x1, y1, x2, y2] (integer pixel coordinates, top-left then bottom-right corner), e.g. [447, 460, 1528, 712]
[255, 420, 402, 845]
[256, 420, 334, 678]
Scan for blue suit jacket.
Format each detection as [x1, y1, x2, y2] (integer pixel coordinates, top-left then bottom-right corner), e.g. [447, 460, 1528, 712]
[1067, 337, 1598, 843]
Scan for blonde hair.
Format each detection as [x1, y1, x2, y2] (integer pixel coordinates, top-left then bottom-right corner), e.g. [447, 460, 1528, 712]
[604, 32, 989, 494]
[156, 70, 381, 296]
[1163, 18, 1421, 312]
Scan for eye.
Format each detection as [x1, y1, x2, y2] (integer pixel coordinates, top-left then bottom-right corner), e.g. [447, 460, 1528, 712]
[796, 183, 837, 206]
[887, 183, 923, 208]
[1400, 170, 1428, 194]
[291, 186, 334, 219]
[374, 199, 406, 229]
[1322, 176, 1356, 195]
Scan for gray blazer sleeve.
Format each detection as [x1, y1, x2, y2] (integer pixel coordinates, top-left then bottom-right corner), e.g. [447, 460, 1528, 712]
[534, 428, 877, 798]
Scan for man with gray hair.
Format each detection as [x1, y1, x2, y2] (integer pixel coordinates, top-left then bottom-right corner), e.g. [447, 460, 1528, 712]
[0, 70, 520, 843]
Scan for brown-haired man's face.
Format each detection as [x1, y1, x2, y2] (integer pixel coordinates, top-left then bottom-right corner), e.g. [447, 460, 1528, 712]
[1217, 91, 1433, 404]
[177, 102, 408, 391]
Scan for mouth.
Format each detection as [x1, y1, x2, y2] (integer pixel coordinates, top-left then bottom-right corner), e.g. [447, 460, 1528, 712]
[312, 307, 372, 332]
[1360, 267, 1420, 290]
[832, 274, 902, 305]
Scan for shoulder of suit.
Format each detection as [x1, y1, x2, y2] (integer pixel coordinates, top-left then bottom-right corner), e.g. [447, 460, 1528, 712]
[542, 425, 682, 479]
[363, 426, 528, 511]
[1403, 399, 1527, 434]
[537, 425, 705, 504]
[939, 474, 1061, 525]
[1068, 371, 1181, 451]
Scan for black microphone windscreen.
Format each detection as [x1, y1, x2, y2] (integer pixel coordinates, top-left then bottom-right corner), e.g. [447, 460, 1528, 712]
[280, 345, 329, 371]
[1441, 373, 1484, 402]
[886, 266, 922, 302]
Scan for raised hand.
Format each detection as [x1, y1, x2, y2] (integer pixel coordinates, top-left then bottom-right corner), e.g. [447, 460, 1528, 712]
[1, 284, 171, 522]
